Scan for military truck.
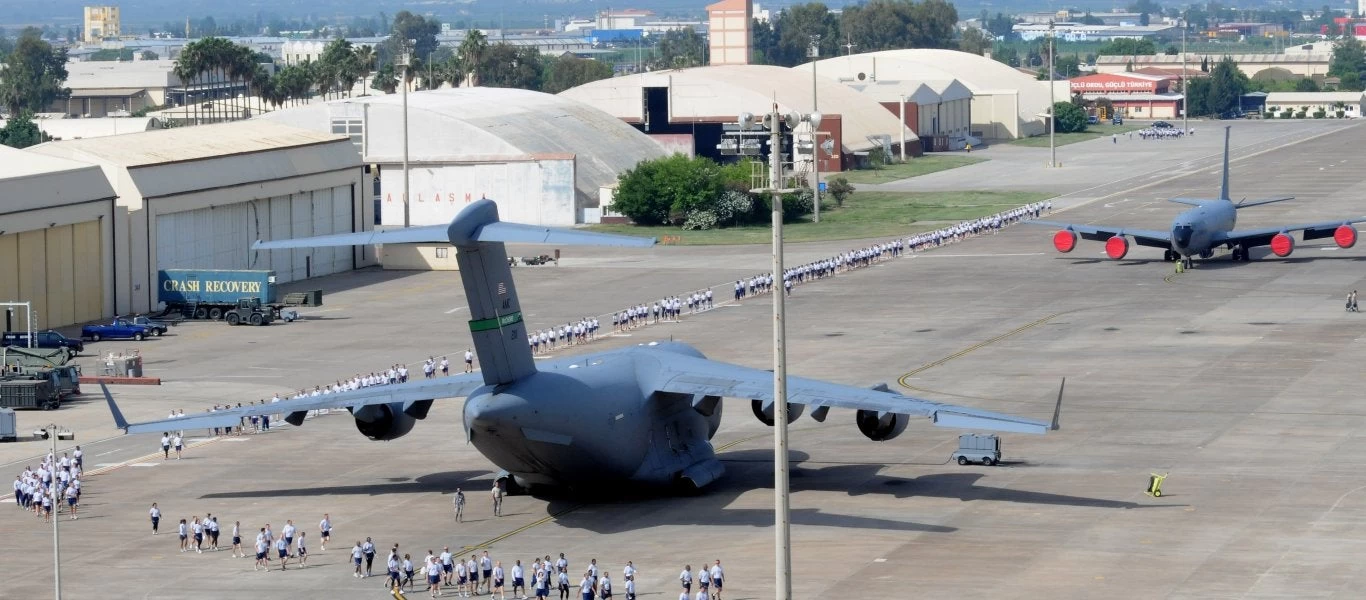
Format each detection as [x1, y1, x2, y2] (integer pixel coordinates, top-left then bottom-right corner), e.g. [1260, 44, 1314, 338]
[224, 298, 276, 326]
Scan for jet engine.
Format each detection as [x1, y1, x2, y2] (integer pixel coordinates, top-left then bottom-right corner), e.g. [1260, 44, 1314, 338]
[1053, 230, 1078, 253]
[1104, 235, 1129, 260]
[1270, 232, 1295, 257]
[752, 399, 804, 426]
[1336, 224, 1358, 249]
[855, 409, 909, 441]
[351, 402, 419, 441]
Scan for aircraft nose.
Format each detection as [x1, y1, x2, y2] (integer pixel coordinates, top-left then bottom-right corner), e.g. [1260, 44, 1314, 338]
[1173, 225, 1194, 248]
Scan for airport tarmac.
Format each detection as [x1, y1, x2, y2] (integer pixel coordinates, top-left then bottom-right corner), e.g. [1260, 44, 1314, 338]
[6, 120, 1366, 599]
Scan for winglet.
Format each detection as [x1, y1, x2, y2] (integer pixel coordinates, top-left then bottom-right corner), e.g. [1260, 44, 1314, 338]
[1051, 377, 1065, 431]
[101, 383, 129, 432]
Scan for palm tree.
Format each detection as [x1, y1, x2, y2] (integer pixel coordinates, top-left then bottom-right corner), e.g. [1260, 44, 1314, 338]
[172, 44, 200, 125]
[457, 30, 488, 87]
[354, 45, 376, 96]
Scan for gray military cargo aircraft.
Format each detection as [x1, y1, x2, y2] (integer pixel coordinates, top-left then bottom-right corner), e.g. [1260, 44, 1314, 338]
[1036, 127, 1366, 268]
[104, 199, 1059, 493]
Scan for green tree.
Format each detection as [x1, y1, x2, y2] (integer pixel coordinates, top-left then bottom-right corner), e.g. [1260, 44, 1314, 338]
[959, 26, 992, 55]
[457, 29, 488, 86]
[651, 27, 708, 69]
[0, 110, 46, 148]
[354, 45, 376, 95]
[387, 11, 440, 66]
[1207, 56, 1246, 115]
[985, 13, 1015, 39]
[764, 3, 840, 67]
[319, 37, 362, 98]
[1052, 101, 1088, 133]
[540, 55, 613, 94]
[0, 28, 70, 115]
[826, 177, 855, 207]
[1330, 36, 1366, 85]
[612, 154, 725, 226]
[1164, 45, 1179, 55]
[1295, 77, 1321, 92]
[1078, 13, 1105, 25]
[992, 43, 1020, 67]
[370, 62, 398, 94]
[477, 44, 544, 90]
[141, 50, 158, 60]
[1096, 38, 1157, 56]
[1185, 77, 1211, 117]
[841, 0, 958, 55]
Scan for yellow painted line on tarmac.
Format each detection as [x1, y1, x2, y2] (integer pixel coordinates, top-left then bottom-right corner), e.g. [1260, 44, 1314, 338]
[897, 311, 1073, 390]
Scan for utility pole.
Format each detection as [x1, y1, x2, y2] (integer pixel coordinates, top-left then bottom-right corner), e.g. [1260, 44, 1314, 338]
[1182, 22, 1189, 135]
[766, 103, 792, 600]
[809, 35, 821, 224]
[401, 39, 413, 228]
[49, 424, 62, 600]
[1048, 20, 1056, 168]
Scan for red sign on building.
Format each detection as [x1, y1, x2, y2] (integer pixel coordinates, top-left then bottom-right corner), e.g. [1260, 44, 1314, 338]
[1068, 73, 1169, 95]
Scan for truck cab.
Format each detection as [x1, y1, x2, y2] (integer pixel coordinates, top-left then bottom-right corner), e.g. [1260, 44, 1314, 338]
[225, 297, 275, 326]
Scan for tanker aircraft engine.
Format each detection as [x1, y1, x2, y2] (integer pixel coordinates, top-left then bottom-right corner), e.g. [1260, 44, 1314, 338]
[1034, 127, 1366, 269]
[103, 200, 1060, 494]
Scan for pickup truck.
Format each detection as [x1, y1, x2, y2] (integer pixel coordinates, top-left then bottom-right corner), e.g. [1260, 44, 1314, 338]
[127, 315, 169, 336]
[80, 319, 154, 342]
[1, 330, 84, 358]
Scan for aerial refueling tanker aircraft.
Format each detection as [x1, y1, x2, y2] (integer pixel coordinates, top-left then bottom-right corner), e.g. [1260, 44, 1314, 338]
[104, 200, 1060, 493]
[1035, 127, 1366, 268]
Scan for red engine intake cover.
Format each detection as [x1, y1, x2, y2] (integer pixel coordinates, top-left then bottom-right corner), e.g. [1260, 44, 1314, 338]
[1053, 230, 1078, 253]
[1335, 224, 1358, 249]
[1270, 232, 1295, 257]
[1104, 235, 1129, 260]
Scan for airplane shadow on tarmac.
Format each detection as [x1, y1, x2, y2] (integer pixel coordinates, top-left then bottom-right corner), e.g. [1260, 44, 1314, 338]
[198, 470, 493, 499]
[534, 449, 1178, 535]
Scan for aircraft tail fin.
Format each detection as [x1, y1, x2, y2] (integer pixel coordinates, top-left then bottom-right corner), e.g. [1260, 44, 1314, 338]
[1219, 126, 1232, 201]
[254, 200, 654, 386]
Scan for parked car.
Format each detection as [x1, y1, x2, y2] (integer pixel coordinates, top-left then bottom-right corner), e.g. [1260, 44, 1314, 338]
[1111, 115, 1124, 125]
[1, 330, 84, 357]
[80, 319, 154, 342]
[1087, 114, 1099, 124]
[1152, 121, 1174, 129]
[127, 315, 169, 336]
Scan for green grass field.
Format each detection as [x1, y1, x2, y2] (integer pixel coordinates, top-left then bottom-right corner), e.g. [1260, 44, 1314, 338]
[588, 190, 1054, 246]
[834, 155, 987, 185]
[1009, 122, 1145, 148]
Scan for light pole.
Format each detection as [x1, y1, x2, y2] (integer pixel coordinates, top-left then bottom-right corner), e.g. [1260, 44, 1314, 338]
[48, 424, 62, 600]
[1048, 20, 1056, 168]
[400, 39, 415, 228]
[808, 35, 821, 224]
[736, 105, 819, 600]
[1182, 22, 1189, 135]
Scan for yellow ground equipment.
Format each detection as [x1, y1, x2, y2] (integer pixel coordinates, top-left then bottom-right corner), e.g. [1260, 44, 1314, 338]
[1146, 472, 1168, 497]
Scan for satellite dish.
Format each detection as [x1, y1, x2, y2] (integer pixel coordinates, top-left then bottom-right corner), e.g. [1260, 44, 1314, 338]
[808, 112, 822, 129]
[784, 112, 800, 129]
[821, 138, 836, 154]
[738, 112, 754, 130]
[761, 112, 775, 130]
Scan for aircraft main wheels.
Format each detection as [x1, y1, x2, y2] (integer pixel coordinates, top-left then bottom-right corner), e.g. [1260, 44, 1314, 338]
[1231, 247, 1242, 261]
[957, 456, 969, 465]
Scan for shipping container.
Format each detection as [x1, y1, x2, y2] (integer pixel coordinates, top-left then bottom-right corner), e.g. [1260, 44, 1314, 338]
[158, 269, 277, 319]
[0, 408, 15, 441]
[0, 379, 59, 410]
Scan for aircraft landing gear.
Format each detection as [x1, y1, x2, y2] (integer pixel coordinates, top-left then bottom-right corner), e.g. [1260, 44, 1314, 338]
[1163, 250, 1178, 262]
[1231, 245, 1250, 261]
[1199, 249, 1214, 259]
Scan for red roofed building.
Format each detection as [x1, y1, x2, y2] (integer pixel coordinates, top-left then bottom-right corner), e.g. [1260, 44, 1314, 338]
[1068, 72, 1184, 119]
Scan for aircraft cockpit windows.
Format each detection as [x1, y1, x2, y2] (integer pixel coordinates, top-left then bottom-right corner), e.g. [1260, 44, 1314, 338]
[1173, 224, 1194, 247]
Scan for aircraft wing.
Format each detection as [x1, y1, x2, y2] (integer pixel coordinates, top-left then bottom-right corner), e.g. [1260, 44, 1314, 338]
[1216, 217, 1366, 248]
[101, 375, 486, 435]
[1028, 220, 1172, 249]
[646, 353, 1057, 434]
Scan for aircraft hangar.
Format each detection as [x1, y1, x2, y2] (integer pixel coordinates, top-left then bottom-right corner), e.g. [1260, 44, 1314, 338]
[259, 87, 670, 269]
[0, 146, 118, 330]
[26, 120, 373, 319]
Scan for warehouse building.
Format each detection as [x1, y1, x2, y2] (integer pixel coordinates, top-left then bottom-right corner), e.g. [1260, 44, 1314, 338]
[795, 49, 1052, 140]
[0, 147, 117, 330]
[1068, 72, 1184, 119]
[259, 87, 668, 268]
[1263, 91, 1366, 118]
[822, 75, 974, 152]
[28, 120, 372, 316]
[559, 64, 917, 172]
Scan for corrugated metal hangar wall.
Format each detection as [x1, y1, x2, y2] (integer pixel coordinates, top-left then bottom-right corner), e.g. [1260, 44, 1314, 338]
[0, 222, 105, 329]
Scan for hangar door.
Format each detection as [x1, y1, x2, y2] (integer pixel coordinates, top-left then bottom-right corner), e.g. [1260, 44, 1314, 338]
[0, 222, 104, 329]
[155, 186, 354, 284]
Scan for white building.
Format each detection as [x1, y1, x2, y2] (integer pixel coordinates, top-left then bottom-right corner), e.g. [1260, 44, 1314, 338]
[1264, 92, 1365, 118]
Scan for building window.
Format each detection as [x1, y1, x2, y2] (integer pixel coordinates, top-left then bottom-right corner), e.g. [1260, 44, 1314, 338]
[434, 247, 449, 259]
[330, 118, 363, 146]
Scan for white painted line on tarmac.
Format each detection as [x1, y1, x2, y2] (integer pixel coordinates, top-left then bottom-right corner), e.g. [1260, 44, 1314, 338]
[94, 449, 121, 457]
[131, 463, 159, 467]
[445, 306, 467, 314]
[220, 438, 250, 442]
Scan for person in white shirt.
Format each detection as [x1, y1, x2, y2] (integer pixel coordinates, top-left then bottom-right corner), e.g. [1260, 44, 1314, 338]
[709, 561, 724, 600]
[441, 547, 454, 587]
[695, 589, 707, 600]
[679, 566, 693, 595]
[402, 553, 415, 590]
[511, 560, 526, 599]
[456, 558, 469, 596]
[172, 434, 183, 460]
[697, 565, 709, 596]
[492, 481, 504, 517]
[493, 561, 506, 599]
[352, 541, 365, 578]
[254, 537, 269, 571]
[579, 574, 594, 600]
[148, 503, 161, 535]
[557, 570, 570, 600]
[231, 521, 243, 557]
[191, 517, 204, 553]
[319, 514, 331, 551]
[275, 536, 290, 570]
[625, 577, 636, 600]
[161, 433, 171, 460]
[295, 531, 308, 567]
[429, 555, 445, 597]
[599, 574, 613, 600]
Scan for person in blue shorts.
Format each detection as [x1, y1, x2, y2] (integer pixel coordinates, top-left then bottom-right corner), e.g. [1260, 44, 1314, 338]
[428, 555, 444, 598]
